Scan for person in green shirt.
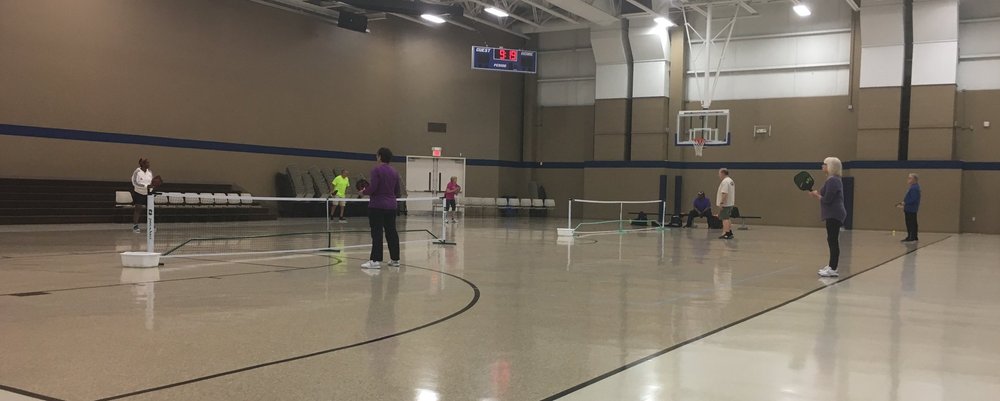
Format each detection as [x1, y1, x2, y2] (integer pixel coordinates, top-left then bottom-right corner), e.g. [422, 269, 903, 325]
[331, 169, 350, 222]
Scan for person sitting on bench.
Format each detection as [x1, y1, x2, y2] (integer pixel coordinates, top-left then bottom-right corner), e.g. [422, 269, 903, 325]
[685, 192, 713, 228]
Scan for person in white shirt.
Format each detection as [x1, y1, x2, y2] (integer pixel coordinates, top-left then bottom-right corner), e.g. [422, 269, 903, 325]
[130, 158, 154, 233]
[716, 168, 736, 239]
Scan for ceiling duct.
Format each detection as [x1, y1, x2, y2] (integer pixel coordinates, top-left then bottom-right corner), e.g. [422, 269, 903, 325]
[338, 0, 463, 17]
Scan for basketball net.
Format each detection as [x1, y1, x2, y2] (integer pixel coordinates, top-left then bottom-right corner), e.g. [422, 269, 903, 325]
[693, 137, 706, 157]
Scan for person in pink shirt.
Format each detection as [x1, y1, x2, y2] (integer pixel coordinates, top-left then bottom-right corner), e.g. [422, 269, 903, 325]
[444, 176, 461, 223]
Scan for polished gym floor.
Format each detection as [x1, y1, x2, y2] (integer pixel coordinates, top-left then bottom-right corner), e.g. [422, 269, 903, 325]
[1, 217, 998, 401]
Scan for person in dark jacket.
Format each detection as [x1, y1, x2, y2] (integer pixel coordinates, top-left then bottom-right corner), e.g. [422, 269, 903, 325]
[685, 192, 713, 228]
[896, 173, 921, 242]
[809, 157, 847, 278]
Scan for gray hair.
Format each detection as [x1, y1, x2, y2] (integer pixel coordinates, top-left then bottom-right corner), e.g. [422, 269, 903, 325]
[823, 157, 843, 176]
[719, 168, 729, 176]
[909, 173, 919, 181]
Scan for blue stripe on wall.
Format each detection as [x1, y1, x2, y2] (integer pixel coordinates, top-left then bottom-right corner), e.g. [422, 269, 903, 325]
[3, 123, 999, 171]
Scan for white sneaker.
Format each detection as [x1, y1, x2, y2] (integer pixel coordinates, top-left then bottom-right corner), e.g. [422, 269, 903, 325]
[817, 266, 839, 277]
[449, 219, 458, 224]
[387, 260, 400, 267]
[361, 260, 381, 269]
[338, 219, 347, 224]
[132, 225, 141, 233]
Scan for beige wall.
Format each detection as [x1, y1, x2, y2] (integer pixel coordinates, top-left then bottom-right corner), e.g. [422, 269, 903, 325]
[908, 85, 956, 160]
[956, 90, 1000, 162]
[0, 0, 524, 196]
[850, 169, 962, 233]
[681, 96, 857, 163]
[631, 97, 669, 160]
[856, 88, 901, 160]
[960, 171, 1000, 234]
[4, 0, 997, 233]
[532, 169, 584, 216]
[581, 168, 666, 219]
[955, 90, 1000, 234]
[534, 106, 595, 162]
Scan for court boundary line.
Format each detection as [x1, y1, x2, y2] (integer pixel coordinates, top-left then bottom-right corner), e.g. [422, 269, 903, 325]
[541, 235, 952, 400]
[0, 384, 65, 401]
[91, 259, 480, 401]
[0, 258, 342, 297]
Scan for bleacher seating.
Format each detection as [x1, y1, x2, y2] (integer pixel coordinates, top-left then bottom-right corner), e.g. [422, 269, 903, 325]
[0, 178, 275, 225]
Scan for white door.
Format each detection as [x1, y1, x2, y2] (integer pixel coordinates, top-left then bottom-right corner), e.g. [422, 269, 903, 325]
[405, 157, 436, 192]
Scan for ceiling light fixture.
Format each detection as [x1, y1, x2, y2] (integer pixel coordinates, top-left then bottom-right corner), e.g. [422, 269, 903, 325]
[654, 16, 675, 27]
[485, 7, 509, 17]
[421, 14, 447, 24]
[793, 4, 811, 17]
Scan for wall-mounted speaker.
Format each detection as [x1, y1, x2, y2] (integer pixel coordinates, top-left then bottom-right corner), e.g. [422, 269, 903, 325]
[338, 11, 368, 33]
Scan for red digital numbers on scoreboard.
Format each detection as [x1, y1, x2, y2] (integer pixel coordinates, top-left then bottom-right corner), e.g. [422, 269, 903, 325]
[496, 48, 518, 62]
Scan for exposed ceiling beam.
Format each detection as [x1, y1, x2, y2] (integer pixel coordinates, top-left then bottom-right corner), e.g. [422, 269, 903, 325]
[545, 0, 618, 25]
[465, 0, 542, 27]
[391, 12, 441, 27]
[518, 0, 580, 24]
[519, 19, 589, 33]
[688, 5, 707, 17]
[736, 0, 757, 15]
[249, 0, 340, 23]
[339, 0, 463, 16]
[624, 0, 659, 17]
[446, 17, 479, 31]
[464, 14, 532, 38]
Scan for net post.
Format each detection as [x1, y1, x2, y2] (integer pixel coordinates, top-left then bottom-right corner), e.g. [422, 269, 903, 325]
[567, 199, 572, 229]
[325, 196, 330, 233]
[660, 200, 667, 230]
[146, 192, 155, 253]
[435, 197, 456, 245]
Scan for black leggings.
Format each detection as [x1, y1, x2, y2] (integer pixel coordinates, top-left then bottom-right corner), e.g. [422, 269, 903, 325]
[368, 208, 400, 262]
[826, 218, 843, 269]
[904, 212, 918, 240]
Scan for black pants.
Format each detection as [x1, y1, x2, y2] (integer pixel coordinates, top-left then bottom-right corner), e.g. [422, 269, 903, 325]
[686, 209, 712, 227]
[826, 218, 842, 269]
[368, 208, 400, 262]
[904, 212, 918, 240]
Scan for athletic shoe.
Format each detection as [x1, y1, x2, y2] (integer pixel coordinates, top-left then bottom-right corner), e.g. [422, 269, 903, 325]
[901, 237, 917, 242]
[718, 232, 734, 240]
[818, 266, 839, 277]
[361, 260, 381, 269]
[338, 219, 347, 224]
[449, 219, 458, 224]
[387, 260, 400, 267]
[132, 225, 141, 233]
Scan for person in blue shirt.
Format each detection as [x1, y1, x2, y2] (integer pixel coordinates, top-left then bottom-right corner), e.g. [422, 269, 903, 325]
[684, 192, 713, 228]
[896, 173, 921, 242]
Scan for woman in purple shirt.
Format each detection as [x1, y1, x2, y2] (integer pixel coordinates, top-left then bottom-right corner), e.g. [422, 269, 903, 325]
[809, 157, 847, 278]
[360, 147, 401, 269]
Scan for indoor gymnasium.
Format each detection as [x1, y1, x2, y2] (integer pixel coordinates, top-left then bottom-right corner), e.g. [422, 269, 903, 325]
[2, 0, 999, 400]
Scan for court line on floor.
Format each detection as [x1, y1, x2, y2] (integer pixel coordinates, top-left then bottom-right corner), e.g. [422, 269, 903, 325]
[92, 260, 481, 401]
[541, 235, 952, 400]
[0, 258, 342, 297]
[0, 384, 64, 401]
[0, 250, 122, 259]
